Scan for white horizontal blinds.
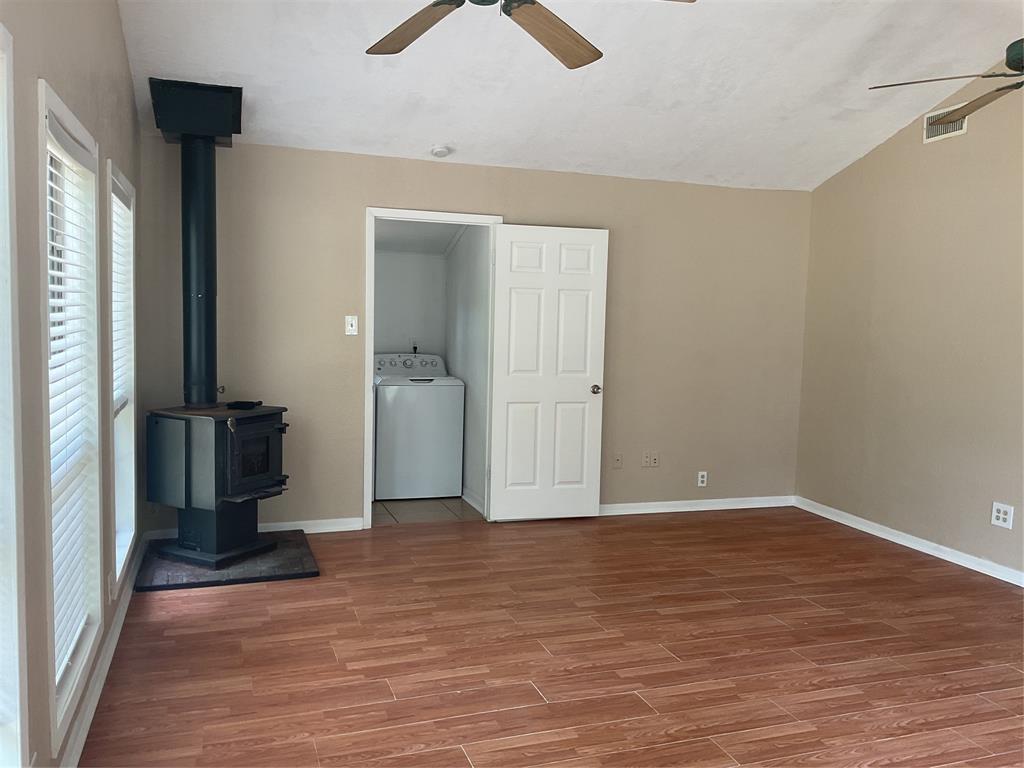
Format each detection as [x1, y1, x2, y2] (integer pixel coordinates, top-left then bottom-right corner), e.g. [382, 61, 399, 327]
[110, 178, 133, 415]
[46, 115, 98, 681]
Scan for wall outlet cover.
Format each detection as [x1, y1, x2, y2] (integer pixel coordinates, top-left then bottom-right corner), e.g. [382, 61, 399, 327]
[697, 470, 708, 488]
[991, 502, 1014, 529]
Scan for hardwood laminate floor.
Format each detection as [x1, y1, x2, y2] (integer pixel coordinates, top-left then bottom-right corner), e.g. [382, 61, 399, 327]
[81, 508, 1024, 768]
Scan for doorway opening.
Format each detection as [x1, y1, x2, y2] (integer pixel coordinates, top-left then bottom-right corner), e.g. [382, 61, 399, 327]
[364, 209, 610, 530]
[364, 209, 502, 529]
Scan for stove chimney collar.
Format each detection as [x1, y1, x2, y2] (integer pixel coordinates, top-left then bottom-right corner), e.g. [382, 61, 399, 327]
[149, 77, 242, 146]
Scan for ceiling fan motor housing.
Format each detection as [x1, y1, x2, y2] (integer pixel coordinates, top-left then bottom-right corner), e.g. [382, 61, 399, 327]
[467, 0, 501, 5]
[1007, 38, 1023, 72]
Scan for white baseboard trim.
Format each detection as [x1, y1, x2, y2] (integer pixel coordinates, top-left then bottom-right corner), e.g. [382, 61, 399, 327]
[61, 531, 150, 768]
[258, 518, 364, 534]
[462, 488, 485, 515]
[795, 496, 1024, 587]
[599, 496, 797, 517]
[146, 517, 365, 540]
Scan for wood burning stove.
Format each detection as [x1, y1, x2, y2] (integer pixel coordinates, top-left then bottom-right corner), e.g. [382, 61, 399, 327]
[145, 79, 289, 568]
[147, 405, 288, 567]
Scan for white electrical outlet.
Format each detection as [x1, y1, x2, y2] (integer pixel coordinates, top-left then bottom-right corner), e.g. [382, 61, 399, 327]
[650, 451, 660, 468]
[991, 502, 1014, 529]
[641, 450, 652, 468]
[612, 453, 623, 469]
[697, 470, 708, 488]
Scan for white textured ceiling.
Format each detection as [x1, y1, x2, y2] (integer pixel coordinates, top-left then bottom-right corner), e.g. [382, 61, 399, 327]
[375, 219, 466, 254]
[118, 0, 1022, 191]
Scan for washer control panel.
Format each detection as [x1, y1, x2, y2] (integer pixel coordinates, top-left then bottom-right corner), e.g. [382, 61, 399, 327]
[374, 353, 447, 376]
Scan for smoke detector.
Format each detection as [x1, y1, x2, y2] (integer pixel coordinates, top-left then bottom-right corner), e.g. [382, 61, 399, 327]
[430, 145, 454, 158]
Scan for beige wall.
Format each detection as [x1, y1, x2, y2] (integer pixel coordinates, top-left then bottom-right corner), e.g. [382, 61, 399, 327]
[0, 0, 140, 764]
[797, 76, 1024, 571]
[139, 138, 812, 531]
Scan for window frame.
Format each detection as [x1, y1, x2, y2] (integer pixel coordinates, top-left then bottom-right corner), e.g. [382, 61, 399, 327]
[0, 23, 27, 768]
[37, 78, 104, 753]
[107, 159, 137, 587]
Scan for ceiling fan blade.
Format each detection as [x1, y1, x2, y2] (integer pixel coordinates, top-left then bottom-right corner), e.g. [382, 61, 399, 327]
[929, 81, 1023, 126]
[870, 71, 1021, 90]
[367, 0, 465, 55]
[502, 0, 602, 69]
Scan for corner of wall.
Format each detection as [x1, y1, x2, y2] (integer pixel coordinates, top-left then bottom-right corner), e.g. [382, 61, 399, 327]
[795, 73, 1024, 571]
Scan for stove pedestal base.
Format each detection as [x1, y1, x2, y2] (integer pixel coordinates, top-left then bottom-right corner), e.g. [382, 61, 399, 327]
[160, 499, 278, 570]
[156, 537, 277, 570]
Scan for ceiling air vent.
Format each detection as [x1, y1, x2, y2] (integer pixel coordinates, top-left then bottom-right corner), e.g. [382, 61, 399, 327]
[923, 103, 967, 144]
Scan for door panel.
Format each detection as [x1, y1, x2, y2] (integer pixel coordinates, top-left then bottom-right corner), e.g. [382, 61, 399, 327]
[508, 288, 543, 375]
[505, 402, 541, 488]
[489, 225, 608, 521]
[557, 290, 591, 375]
[553, 402, 588, 487]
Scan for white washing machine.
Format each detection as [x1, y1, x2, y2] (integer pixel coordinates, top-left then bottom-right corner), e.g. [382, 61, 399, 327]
[374, 354, 465, 499]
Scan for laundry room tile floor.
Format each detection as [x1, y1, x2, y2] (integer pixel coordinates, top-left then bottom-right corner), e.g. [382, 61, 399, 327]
[373, 498, 483, 525]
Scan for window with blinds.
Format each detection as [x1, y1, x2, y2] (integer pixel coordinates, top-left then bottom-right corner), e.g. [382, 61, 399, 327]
[111, 181, 132, 415]
[110, 165, 136, 577]
[45, 110, 99, 685]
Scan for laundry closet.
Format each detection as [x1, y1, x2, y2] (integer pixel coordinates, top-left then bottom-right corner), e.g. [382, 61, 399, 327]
[372, 219, 492, 522]
[365, 209, 610, 527]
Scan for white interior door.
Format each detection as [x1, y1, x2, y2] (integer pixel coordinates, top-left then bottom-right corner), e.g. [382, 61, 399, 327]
[489, 225, 608, 521]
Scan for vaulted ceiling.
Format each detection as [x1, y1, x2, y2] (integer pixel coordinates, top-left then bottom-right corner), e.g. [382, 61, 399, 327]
[118, 0, 1021, 190]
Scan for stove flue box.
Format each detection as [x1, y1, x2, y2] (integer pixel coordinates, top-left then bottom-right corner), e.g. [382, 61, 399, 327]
[149, 78, 241, 147]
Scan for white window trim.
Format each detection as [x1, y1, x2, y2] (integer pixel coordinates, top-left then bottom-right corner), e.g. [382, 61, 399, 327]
[0, 23, 28, 768]
[106, 159, 137, 590]
[37, 78, 104, 755]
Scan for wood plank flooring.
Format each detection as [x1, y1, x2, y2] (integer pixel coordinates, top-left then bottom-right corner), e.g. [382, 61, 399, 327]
[80, 508, 1024, 768]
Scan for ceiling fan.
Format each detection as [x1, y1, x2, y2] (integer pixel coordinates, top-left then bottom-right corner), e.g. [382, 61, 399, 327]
[367, 0, 696, 70]
[870, 38, 1023, 127]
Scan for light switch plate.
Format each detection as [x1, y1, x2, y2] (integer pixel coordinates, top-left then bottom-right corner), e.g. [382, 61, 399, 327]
[345, 315, 358, 336]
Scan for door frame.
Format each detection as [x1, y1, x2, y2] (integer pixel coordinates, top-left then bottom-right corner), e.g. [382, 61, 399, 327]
[0, 22, 29, 768]
[363, 207, 503, 529]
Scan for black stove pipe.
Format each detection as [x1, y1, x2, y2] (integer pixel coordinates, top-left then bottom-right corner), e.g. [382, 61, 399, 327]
[181, 135, 218, 408]
[149, 77, 241, 407]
